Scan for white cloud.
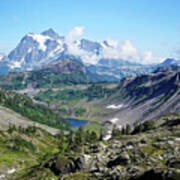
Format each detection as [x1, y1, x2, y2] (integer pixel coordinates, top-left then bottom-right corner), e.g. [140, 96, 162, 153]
[65, 26, 164, 65]
[119, 40, 139, 61]
[100, 40, 139, 62]
[65, 26, 84, 45]
[141, 51, 155, 64]
[141, 51, 165, 64]
[65, 26, 99, 64]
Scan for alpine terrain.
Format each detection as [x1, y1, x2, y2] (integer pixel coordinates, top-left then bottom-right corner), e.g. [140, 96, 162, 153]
[0, 1, 180, 179]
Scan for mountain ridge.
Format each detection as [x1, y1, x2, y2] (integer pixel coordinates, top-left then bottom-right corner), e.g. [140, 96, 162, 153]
[98, 66, 180, 126]
[0, 58, 93, 90]
[0, 28, 179, 81]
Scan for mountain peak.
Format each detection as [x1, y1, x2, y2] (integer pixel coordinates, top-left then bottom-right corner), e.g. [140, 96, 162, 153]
[160, 58, 180, 66]
[41, 28, 61, 39]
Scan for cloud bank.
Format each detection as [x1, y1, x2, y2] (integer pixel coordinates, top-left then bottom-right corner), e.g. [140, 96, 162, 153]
[65, 26, 165, 65]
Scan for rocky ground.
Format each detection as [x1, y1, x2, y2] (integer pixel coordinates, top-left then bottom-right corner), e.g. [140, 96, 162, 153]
[44, 114, 180, 180]
[2, 113, 180, 180]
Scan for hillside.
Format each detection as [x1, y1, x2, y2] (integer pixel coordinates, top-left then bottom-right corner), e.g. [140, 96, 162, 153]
[0, 88, 70, 130]
[0, 125, 60, 180]
[0, 58, 92, 90]
[98, 66, 180, 125]
[0, 105, 60, 135]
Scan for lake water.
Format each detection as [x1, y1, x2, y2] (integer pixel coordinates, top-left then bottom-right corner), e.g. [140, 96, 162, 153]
[67, 118, 89, 128]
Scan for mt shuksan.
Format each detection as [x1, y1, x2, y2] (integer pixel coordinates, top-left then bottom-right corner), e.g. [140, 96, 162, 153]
[0, 28, 180, 80]
[0, 28, 106, 74]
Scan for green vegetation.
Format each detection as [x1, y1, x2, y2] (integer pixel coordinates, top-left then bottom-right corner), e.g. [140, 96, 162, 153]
[58, 127, 99, 154]
[132, 120, 156, 134]
[28, 69, 91, 89]
[0, 125, 59, 171]
[35, 84, 118, 103]
[0, 89, 70, 130]
[0, 124, 100, 179]
[0, 58, 93, 90]
[63, 172, 96, 180]
[33, 83, 119, 119]
[84, 122, 104, 134]
[111, 124, 132, 138]
[112, 125, 122, 137]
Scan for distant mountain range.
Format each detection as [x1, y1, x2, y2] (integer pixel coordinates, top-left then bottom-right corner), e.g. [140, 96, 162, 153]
[0, 28, 180, 81]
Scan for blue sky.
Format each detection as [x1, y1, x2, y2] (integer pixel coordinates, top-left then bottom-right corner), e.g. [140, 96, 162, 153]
[0, 0, 180, 61]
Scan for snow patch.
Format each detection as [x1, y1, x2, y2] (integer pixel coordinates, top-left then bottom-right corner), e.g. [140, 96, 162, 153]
[9, 57, 25, 69]
[103, 130, 112, 140]
[28, 48, 32, 53]
[110, 118, 119, 123]
[0, 174, 5, 179]
[0, 168, 16, 179]
[7, 168, 16, 174]
[106, 104, 124, 109]
[0, 54, 4, 61]
[103, 134, 111, 140]
[103, 118, 120, 140]
[27, 33, 52, 51]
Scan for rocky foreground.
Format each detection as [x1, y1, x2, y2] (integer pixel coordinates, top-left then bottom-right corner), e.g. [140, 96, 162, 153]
[44, 114, 180, 180]
[4, 113, 180, 180]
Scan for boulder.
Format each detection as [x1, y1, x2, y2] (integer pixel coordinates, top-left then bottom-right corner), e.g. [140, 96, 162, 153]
[128, 168, 178, 180]
[107, 152, 131, 167]
[90, 144, 100, 153]
[166, 159, 180, 168]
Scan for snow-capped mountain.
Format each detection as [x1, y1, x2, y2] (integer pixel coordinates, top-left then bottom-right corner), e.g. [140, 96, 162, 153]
[0, 29, 105, 74]
[80, 39, 101, 53]
[7, 29, 65, 71]
[0, 28, 179, 80]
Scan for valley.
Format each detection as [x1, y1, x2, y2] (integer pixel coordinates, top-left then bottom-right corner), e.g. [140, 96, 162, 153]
[0, 16, 180, 179]
[0, 57, 180, 179]
[1, 58, 180, 127]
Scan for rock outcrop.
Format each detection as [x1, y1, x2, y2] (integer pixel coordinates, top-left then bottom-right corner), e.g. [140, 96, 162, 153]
[46, 114, 180, 180]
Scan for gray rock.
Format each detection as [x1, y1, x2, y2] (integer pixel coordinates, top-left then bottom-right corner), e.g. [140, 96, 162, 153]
[107, 152, 131, 167]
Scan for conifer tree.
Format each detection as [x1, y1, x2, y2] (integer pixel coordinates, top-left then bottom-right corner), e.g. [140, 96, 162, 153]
[126, 124, 131, 135]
